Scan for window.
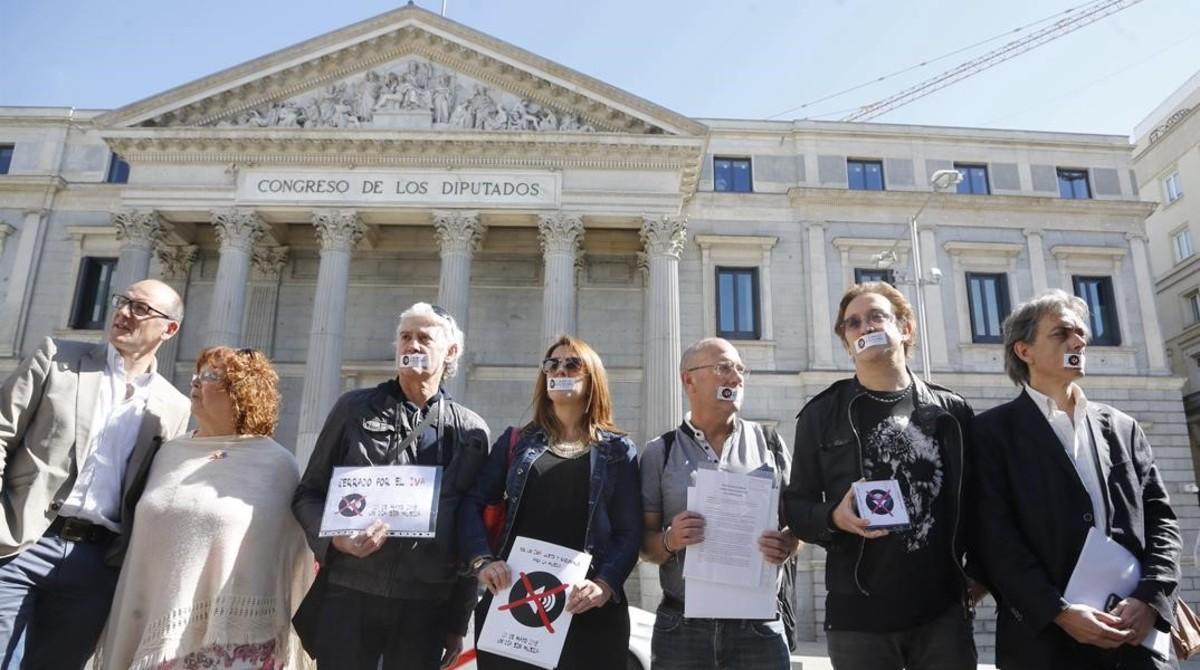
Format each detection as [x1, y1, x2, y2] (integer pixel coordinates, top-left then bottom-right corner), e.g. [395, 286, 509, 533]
[1058, 169, 1091, 199]
[966, 272, 1010, 343]
[70, 257, 118, 330]
[1073, 276, 1120, 346]
[1165, 171, 1184, 204]
[955, 164, 990, 195]
[1174, 229, 1195, 263]
[1188, 291, 1200, 325]
[854, 267, 895, 285]
[847, 159, 885, 191]
[714, 157, 752, 193]
[106, 153, 130, 184]
[716, 267, 759, 339]
[0, 145, 12, 175]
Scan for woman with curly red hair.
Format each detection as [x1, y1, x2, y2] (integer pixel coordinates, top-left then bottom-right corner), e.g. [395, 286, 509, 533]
[100, 346, 314, 669]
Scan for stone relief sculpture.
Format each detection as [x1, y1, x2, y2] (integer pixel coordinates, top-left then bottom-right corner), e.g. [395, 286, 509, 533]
[209, 58, 596, 132]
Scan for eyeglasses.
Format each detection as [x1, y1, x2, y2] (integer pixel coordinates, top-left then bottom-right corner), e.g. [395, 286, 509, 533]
[542, 357, 584, 374]
[191, 369, 224, 385]
[111, 294, 174, 321]
[686, 361, 750, 377]
[840, 310, 895, 332]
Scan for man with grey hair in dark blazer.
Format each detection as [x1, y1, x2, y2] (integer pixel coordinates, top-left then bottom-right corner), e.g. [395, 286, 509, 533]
[975, 288, 1181, 669]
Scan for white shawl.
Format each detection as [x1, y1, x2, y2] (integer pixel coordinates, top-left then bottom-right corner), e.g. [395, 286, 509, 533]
[100, 435, 314, 670]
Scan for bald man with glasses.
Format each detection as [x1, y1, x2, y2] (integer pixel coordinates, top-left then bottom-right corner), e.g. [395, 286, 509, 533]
[0, 279, 192, 668]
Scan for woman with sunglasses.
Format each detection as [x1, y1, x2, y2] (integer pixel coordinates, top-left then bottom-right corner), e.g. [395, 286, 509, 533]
[100, 346, 313, 669]
[459, 335, 643, 669]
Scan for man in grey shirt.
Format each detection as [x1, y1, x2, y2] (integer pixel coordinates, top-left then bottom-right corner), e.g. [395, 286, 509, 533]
[640, 337, 799, 670]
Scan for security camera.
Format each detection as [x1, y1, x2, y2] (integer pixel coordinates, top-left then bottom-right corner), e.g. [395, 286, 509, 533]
[928, 267, 943, 283]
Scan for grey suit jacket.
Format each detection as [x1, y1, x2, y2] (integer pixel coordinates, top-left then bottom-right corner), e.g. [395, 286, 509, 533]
[0, 337, 191, 565]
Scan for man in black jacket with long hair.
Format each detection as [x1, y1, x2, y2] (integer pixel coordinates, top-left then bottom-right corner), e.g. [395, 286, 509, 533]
[784, 282, 979, 669]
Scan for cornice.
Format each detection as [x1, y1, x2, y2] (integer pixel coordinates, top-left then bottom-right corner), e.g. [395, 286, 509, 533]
[694, 234, 778, 251]
[0, 175, 67, 195]
[93, 7, 705, 137]
[1155, 254, 1200, 292]
[786, 186, 1157, 218]
[943, 241, 1023, 257]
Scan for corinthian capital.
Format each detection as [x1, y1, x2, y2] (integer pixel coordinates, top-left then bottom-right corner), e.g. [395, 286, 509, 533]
[154, 244, 198, 281]
[537, 212, 584, 257]
[312, 209, 366, 252]
[210, 208, 265, 252]
[640, 215, 687, 258]
[251, 245, 290, 280]
[432, 210, 485, 255]
[112, 209, 164, 251]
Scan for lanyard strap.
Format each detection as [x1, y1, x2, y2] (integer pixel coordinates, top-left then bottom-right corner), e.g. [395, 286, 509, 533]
[390, 397, 444, 465]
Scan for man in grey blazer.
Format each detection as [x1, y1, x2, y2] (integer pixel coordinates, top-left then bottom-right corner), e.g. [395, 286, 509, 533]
[0, 279, 192, 669]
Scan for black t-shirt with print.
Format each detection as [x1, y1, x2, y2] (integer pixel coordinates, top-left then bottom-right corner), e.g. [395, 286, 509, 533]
[824, 382, 959, 633]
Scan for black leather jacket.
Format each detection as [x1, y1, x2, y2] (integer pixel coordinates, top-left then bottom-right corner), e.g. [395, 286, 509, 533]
[782, 375, 976, 604]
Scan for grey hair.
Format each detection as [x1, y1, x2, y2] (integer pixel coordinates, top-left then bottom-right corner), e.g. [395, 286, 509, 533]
[680, 337, 734, 373]
[1002, 289, 1090, 386]
[395, 302, 464, 379]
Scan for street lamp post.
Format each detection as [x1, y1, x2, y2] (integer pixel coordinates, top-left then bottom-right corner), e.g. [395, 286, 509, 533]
[875, 168, 963, 382]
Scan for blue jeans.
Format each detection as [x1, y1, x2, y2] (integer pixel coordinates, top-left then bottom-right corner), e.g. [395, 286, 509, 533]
[825, 604, 977, 670]
[0, 531, 119, 669]
[651, 604, 790, 670]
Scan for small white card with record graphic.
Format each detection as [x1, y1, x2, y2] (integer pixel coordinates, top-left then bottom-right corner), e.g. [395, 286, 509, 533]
[852, 479, 910, 530]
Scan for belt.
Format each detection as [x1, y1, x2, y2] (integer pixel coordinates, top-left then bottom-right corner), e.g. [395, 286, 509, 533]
[48, 516, 117, 545]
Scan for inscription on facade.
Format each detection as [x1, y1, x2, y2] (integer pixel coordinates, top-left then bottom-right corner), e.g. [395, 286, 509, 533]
[236, 170, 561, 208]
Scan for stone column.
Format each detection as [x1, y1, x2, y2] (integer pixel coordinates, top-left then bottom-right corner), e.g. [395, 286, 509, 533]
[433, 210, 485, 401]
[807, 222, 835, 368]
[918, 225, 949, 369]
[641, 215, 687, 440]
[112, 209, 164, 293]
[537, 213, 584, 346]
[296, 209, 367, 465]
[1127, 231, 1169, 373]
[204, 209, 265, 347]
[0, 209, 49, 357]
[1024, 228, 1049, 293]
[242, 245, 290, 355]
[153, 244, 198, 384]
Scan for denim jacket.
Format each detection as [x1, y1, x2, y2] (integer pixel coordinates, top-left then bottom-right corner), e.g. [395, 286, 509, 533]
[458, 426, 643, 601]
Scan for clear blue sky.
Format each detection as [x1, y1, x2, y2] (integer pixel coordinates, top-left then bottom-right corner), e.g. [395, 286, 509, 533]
[3, 0, 1198, 136]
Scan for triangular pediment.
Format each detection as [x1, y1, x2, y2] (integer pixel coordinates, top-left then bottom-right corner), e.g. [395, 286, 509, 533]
[93, 5, 704, 137]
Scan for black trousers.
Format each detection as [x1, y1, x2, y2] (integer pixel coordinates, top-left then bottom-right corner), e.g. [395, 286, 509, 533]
[315, 582, 451, 670]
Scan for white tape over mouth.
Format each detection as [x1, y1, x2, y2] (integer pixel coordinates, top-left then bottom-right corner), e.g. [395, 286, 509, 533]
[716, 386, 743, 404]
[854, 331, 890, 354]
[398, 353, 429, 370]
[547, 376, 580, 392]
[1063, 352, 1086, 371]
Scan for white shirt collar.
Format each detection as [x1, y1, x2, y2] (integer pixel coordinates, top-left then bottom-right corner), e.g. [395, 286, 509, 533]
[106, 343, 156, 389]
[1024, 383, 1087, 419]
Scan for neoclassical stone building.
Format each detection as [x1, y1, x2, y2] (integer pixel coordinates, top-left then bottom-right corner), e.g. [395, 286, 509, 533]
[1133, 69, 1200, 479]
[1, 5, 1194, 656]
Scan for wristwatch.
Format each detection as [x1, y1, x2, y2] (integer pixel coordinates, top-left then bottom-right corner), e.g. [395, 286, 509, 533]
[469, 555, 495, 576]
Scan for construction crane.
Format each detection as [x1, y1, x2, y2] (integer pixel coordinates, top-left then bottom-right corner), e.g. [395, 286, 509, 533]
[841, 0, 1146, 122]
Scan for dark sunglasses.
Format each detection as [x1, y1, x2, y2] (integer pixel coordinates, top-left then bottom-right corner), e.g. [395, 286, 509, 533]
[542, 357, 584, 374]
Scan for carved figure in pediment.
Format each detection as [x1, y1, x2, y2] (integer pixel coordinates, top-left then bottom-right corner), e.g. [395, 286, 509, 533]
[432, 74, 455, 124]
[505, 99, 538, 131]
[467, 86, 498, 129]
[357, 71, 382, 120]
[275, 103, 301, 128]
[448, 101, 471, 128]
[537, 107, 558, 131]
[480, 105, 508, 131]
[558, 113, 581, 131]
[302, 99, 321, 128]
